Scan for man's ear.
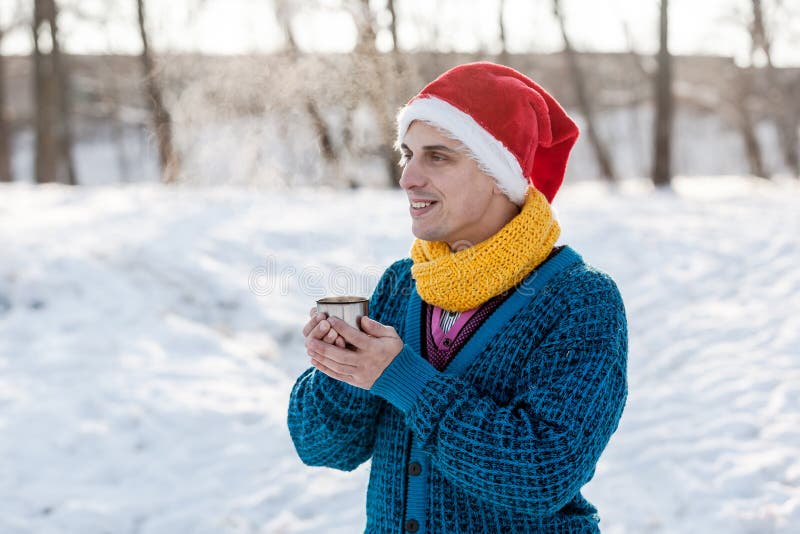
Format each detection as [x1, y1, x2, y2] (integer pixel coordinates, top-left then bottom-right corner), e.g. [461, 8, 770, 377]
[491, 182, 521, 212]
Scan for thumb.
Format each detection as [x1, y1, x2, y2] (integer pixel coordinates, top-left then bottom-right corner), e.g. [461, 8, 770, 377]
[360, 316, 391, 336]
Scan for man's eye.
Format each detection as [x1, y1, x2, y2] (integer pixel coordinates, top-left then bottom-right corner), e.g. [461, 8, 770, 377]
[399, 153, 411, 167]
[430, 153, 446, 162]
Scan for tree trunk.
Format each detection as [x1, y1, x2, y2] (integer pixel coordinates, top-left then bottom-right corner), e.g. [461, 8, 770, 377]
[137, 0, 179, 184]
[750, 0, 772, 67]
[652, 0, 673, 187]
[354, 0, 401, 188]
[778, 108, 800, 178]
[306, 101, 335, 162]
[498, 0, 510, 66]
[738, 112, 768, 179]
[48, 0, 76, 185]
[277, 0, 338, 175]
[553, 0, 617, 183]
[735, 69, 768, 179]
[386, 0, 403, 79]
[749, 0, 799, 177]
[31, 0, 65, 183]
[32, 2, 58, 184]
[0, 34, 13, 183]
[387, 0, 399, 52]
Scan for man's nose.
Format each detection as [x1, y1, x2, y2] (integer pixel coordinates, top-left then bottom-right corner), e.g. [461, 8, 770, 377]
[398, 158, 425, 190]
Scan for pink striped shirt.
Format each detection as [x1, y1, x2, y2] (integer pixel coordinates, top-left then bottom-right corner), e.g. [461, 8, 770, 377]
[430, 306, 479, 349]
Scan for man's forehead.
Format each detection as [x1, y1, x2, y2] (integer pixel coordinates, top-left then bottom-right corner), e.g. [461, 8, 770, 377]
[402, 121, 465, 151]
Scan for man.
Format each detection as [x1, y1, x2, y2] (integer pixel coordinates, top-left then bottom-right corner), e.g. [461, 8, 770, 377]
[288, 62, 628, 533]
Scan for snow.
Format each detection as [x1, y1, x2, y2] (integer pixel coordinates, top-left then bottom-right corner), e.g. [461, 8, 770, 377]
[0, 176, 798, 533]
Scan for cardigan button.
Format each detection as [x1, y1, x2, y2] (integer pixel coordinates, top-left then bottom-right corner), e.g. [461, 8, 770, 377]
[405, 519, 420, 532]
[443, 338, 452, 347]
[408, 461, 422, 476]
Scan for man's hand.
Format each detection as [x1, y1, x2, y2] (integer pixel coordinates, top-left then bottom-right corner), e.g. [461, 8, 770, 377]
[305, 315, 403, 390]
[303, 307, 347, 349]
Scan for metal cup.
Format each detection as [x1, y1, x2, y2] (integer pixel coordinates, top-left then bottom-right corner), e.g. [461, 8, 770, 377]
[315, 296, 369, 331]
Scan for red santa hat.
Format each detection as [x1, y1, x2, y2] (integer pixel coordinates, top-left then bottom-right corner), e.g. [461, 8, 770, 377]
[396, 62, 579, 205]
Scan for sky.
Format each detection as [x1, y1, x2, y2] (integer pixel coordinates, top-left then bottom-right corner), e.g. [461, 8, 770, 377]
[1, 0, 799, 66]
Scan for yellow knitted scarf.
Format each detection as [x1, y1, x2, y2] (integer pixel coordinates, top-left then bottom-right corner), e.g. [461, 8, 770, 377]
[410, 186, 560, 312]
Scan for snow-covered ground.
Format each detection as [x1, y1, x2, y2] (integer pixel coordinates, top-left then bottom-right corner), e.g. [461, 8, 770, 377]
[0, 176, 798, 533]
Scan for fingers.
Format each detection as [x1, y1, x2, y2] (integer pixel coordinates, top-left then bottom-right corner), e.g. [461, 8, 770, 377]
[360, 316, 397, 338]
[303, 311, 348, 351]
[312, 318, 341, 346]
[310, 355, 353, 383]
[302, 312, 335, 337]
[306, 337, 357, 368]
[327, 316, 372, 348]
[302, 312, 325, 337]
[321, 321, 340, 344]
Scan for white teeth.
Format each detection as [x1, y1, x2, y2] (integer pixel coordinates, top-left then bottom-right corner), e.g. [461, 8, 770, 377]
[411, 202, 432, 209]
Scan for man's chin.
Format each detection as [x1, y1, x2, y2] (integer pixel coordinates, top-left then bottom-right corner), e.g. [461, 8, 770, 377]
[411, 225, 443, 243]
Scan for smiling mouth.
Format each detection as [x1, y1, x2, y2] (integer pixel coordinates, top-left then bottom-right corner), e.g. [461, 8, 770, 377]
[409, 200, 438, 216]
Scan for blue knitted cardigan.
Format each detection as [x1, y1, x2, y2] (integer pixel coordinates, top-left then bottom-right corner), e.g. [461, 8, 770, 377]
[288, 246, 628, 533]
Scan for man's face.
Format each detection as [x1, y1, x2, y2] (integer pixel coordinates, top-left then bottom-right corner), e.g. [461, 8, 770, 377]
[399, 121, 510, 248]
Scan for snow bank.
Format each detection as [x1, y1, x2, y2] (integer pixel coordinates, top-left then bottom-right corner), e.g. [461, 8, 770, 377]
[0, 176, 798, 533]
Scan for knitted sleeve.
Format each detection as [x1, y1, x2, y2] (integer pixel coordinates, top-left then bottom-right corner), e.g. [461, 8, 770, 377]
[287, 368, 381, 471]
[371, 271, 628, 514]
[286, 259, 411, 472]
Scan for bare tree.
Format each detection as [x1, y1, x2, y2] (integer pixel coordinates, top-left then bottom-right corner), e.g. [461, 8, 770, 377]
[652, 0, 673, 187]
[32, 0, 76, 184]
[386, 0, 403, 77]
[773, 79, 800, 179]
[136, 0, 179, 183]
[553, 0, 617, 183]
[750, 0, 772, 67]
[498, 0, 510, 65]
[276, 1, 336, 166]
[387, 0, 399, 52]
[0, 0, 26, 182]
[48, 0, 76, 185]
[349, 0, 401, 187]
[618, 18, 651, 176]
[724, 0, 773, 179]
[620, 18, 654, 83]
[748, 0, 799, 177]
[0, 24, 14, 183]
[31, 0, 57, 185]
[732, 67, 768, 179]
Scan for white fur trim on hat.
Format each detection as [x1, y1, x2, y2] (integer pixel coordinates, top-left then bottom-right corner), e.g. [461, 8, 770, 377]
[396, 96, 529, 205]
